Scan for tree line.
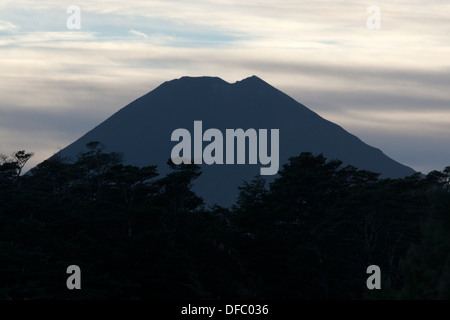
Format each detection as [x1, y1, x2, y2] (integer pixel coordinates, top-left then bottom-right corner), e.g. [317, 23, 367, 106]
[0, 142, 449, 299]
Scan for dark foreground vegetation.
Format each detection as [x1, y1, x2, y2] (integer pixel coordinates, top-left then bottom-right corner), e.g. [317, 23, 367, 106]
[1, 142, 449, 299]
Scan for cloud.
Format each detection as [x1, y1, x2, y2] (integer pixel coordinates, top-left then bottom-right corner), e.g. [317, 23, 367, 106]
[0, 20, 19, 32]
[129, 29, 148, 39]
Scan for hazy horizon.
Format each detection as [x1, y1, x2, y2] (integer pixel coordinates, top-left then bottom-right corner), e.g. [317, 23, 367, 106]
[1, 0, 450, 174]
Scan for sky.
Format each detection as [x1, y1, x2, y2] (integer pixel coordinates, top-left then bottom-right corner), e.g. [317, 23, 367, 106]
[1, 0, 449, 174]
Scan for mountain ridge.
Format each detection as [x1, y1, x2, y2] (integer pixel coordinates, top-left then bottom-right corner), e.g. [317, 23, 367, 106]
[54, 75, 416, 206]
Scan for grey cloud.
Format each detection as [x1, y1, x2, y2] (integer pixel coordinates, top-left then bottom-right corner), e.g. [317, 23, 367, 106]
[351, 129, 450, 174]
[0, 106, 111, 170]
[0, 107, 97, 139]
[283, 88, 450, 112]
[236, 59, 450, 90]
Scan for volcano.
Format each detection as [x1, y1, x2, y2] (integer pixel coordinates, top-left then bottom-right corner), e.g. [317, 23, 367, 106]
[54, 76, 416, 206]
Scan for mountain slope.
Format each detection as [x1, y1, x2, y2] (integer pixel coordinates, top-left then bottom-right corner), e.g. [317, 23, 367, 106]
[55, 76, 416, 206]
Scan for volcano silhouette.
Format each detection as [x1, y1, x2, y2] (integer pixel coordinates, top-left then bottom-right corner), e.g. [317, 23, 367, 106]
[55, 76, 416, 206]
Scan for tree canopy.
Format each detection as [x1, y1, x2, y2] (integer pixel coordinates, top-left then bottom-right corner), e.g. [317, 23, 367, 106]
[0, 144, 448, 299]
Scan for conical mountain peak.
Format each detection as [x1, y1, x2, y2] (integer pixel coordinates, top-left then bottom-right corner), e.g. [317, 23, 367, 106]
[236, 75, 269, 85]
[53, 76, 416, 206]
[164, 76, 229, 88]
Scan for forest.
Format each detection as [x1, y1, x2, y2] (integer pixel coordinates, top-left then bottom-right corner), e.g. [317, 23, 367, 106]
[0, 142, 449, 299]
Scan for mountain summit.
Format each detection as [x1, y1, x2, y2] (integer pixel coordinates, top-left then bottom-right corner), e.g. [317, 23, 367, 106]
[55, 76, 416, 206]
